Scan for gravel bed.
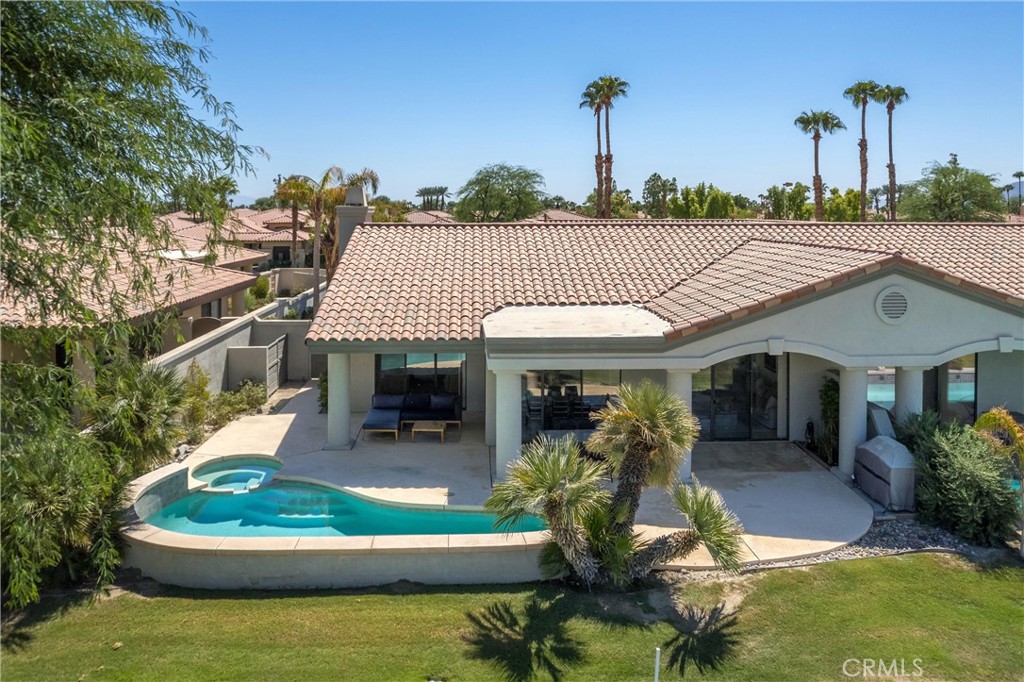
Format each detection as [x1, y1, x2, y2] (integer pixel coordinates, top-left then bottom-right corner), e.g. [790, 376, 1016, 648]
[744, 519, 975, 571]
[670, 520, 993, 583]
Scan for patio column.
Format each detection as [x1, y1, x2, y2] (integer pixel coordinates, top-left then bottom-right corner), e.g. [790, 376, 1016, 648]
[494, 370, 523, 480]
[231, 289, 245, 317]
[326, 353, 352, 449]
[838, 367, 869, 479]
[893, 367, 926, 424]
[666, 368, 696, 482]
[484, 369, 496, 446]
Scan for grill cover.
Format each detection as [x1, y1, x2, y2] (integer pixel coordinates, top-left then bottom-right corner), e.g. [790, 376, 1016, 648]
[854, 436, 915, 511]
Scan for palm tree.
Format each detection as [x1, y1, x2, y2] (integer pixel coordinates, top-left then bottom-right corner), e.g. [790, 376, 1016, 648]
[843, 81, 880, 221]
[1014, 171, 1024, 216]
[872, 85, 909, 220]
[627, 476, 744, 579]
[486, 435, 607, 585]
[794, 110, 846, 221]
[868, 186, 884, 215]
[579, 81, 604, 218]
[275, 175, 310, 266]
[586, 380, 699, 537]
[596, 76, 630, 220]
[1004, 184, 1015, 213]
[323, 168, 379, 281]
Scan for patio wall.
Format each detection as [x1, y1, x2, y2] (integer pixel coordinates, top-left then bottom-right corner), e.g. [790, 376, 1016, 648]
[976, 350, 1024, 413]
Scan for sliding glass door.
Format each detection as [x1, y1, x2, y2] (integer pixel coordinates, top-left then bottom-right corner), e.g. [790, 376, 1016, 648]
[692, 354, 780, 441]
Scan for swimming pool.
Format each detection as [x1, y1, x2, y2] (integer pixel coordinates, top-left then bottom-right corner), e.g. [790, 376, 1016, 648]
[193, 457, 282, 492]
[145, 480, 545, 537]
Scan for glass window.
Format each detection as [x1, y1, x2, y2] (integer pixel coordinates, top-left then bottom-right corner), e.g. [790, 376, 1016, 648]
[940, 354, 976, 424]
[521, 370, 622, 441]
[374, 353, 466, 403]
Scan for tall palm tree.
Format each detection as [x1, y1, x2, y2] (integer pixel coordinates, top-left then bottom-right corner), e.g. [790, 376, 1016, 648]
[843, 81, 880, 222]
[872, 85, 909, 220]
[596, 76, 630, 220]
[579, 81, 604, 218]
[275, 175, 309, 266]
[486, 435, 607, 585]
[586, 380, 699, 537]
[1014, 171, 1024, 216]
[1004, 184, 1015, 213]
[794, 110, 846, 221]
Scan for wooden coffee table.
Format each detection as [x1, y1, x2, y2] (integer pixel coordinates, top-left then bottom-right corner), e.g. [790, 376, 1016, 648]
[410, 420, 447, 443]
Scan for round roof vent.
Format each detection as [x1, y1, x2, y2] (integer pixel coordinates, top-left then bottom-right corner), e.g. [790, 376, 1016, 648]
[876, 286, 909, 324]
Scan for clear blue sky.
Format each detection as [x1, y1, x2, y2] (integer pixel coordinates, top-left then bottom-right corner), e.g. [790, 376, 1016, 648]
[182, 1, 1024, 204]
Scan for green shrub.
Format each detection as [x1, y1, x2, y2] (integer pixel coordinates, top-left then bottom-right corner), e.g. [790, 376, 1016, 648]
[207, 381, 266, 429]
[237, 380, 266, 411]
[818, 376, 839, 465]
[86, 361, 185, 477]
[898, 412, 1017, 546]
[283, 308, 299, 320]
[251, 276, 270, 300]
[318, 370, 328, 411]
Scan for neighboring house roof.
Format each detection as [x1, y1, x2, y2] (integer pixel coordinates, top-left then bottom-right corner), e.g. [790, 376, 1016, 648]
[1, 252, 256, 328]
[402, 210, 454, 224]
[524, 209, 596, 222]
[308, 221, 1024, 344]
[155, 236, 269, 269]
[165, 212, 311, 244]
[248, 207, 311, 228]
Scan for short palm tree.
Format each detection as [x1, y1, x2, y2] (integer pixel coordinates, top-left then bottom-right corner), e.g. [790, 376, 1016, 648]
[596, 76, 630, 220]
[843, 80, 880, 221]
[486, 435, 607, 585]
[872, 85, 909, 220]
[579, 82, 604, 218]
[794, 110, 846, 221]
[974, 407, 1024, 557]
[586, 380, 699, 536]
[627, 476, 744, 579]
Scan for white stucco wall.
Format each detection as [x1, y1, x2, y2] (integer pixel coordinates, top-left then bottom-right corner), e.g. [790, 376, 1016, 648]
[977, 350, 1024, 413]
[465, 352, 487, 417]
[788, 354, 842, 443]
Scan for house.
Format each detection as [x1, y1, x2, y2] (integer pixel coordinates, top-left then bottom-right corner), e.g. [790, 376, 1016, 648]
[162, 209, 312, 267]
[307, 209, 1024, 481]
[1, 250, 257, 378]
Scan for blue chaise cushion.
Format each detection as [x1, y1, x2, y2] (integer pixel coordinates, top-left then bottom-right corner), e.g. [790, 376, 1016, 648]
[372, 394, 406, 410]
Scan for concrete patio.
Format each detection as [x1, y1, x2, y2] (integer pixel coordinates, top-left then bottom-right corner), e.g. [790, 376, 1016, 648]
[189, 381, 873, 570]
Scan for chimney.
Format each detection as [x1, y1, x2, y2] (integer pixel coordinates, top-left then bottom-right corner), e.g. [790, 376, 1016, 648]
[335, 187, 374, 262]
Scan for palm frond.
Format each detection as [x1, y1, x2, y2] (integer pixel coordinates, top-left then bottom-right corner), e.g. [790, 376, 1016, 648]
[670, 476, 745, 572]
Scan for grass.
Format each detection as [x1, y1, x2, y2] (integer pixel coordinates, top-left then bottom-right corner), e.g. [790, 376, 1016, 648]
[2, 554, 1021, 681]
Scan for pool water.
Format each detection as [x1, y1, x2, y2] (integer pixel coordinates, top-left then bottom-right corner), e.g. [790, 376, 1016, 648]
[145, 481, 546, 537]
[193, 457, 282, 492]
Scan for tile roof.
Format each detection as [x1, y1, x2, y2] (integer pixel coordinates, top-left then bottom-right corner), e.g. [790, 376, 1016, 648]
[166, 212, 310, 244]
[308, 221, 1024, 344]
[2, 251, 256, 328]
[402, 210, 455, 224]
[247, 207, 311, 227]
[160, 236, 269, 269]
[524, 209, 596, 222]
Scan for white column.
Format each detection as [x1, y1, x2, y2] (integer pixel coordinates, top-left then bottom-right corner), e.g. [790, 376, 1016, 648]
[484, 369, 496, 446]
[893, 367, 926, 424]
[667, 369, 696, 482]
[838, 367, 869, 478]
[326, 353, 352, 449]
[494, 370, 523, 480]
[231, 289, 246, 317]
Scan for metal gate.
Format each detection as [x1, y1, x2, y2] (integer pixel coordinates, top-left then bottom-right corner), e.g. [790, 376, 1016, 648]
[267, 335, 287, 394]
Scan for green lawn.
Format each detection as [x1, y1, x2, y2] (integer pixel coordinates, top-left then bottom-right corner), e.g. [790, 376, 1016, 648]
[2, 554, 1021, 681]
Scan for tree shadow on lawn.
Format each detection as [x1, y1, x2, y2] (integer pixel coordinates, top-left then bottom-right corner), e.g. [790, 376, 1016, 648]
[1, 588, 95, 653]
[662, 603, 740, 678]
[461, 586, 669, 682]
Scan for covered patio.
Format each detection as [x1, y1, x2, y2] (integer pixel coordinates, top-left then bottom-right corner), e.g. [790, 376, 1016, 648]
[188, 381, 872, 569]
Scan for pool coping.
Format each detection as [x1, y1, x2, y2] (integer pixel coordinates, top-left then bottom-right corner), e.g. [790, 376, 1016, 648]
[123, 454, 550, 559]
